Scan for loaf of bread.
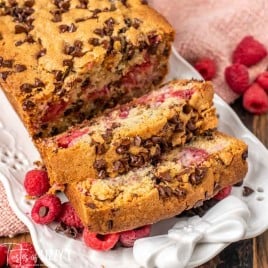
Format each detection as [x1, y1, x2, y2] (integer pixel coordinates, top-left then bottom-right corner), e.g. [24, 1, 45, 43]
[39, 80, 218, 184]
[0, 0, 173, 139]
[65, 131, 248, 234]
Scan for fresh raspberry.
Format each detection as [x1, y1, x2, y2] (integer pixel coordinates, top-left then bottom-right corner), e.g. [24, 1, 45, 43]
[194, 58, 217, 80]
[225, 64, 249, 94]
[256, 71, 268, 92]
[31, 194, 61, 224]
[214, 186, 232, 201]
[24, 169, 50, 197]
[243, 83, 268, 114]
[57, 128, 88, 148]
[57, 202, 83, 229]
[42, 101, 67, 123]
[0, 244, 7, 267]
[120, 225, 151, 247]
[83, 229, 119, 251]
[233, 36, 267, 67]
[8, 243, 37, 268]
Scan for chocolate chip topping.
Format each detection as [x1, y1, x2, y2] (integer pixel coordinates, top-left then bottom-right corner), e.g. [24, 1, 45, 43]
[59, 23, 77, 33]
[113, 160, 126, 174]
[156, 185, 172, 198]
[22, 99, 35, 111]
[14, 24, 29, 34]
[189, 167, 207, 185]
[14, 64, 27, 72]
[0, 71, 10, 81]
[129, 154, 144, 167]
[63, 59, 73, 67]
[24, 0, 35, 8]
[36, 48, 47, 59]
[93, 159, 106, 171]
[1, 59, 13, 68]
[243, 186, 254, 197]
[88, 38, 100, 46]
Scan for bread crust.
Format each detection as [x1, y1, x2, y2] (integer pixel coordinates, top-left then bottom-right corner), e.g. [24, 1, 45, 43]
[65, 131, 248, 234]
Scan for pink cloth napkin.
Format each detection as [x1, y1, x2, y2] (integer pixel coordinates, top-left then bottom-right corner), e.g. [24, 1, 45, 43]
[2, 0, 268, 238]
[0, 183, 28, 237]
[149, 0, 268, 103]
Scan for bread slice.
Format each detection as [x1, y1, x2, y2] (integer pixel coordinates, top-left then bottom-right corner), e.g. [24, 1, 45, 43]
[65, 131, 248, 234]
[0, 0, 173, 139]
[39, 80, 217, 184]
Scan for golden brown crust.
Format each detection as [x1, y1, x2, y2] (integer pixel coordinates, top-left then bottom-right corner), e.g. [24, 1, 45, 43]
[65, 131, 248, 234]
[39, 80, 218, 184]
[0, 0, 174, 138]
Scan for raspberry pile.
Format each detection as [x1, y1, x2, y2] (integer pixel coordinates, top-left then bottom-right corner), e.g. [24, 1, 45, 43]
[225, 36, 268, 114]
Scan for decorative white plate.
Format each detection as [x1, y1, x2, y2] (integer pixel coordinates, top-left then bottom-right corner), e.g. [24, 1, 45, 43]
[0, 48, 268, 268]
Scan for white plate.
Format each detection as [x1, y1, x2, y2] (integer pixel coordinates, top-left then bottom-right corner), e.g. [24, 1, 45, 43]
[0, 48, 268, 268]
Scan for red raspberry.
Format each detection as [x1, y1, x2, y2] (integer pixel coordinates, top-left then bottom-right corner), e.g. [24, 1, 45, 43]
[8, 242, 37, 268]
[83, 229, 119, 251]
[256, 71, 268, 92]
[194, 58, 217, 80]
[57, 202, 83, 229]
[24, 169, 50, 197]
[243, 83, 268, 114]
[225, 64, 249, 94]
[0, 244, 7, 267]
[120, 225, 151, 247]
[214, 186, 232, 201]
[31, 194, 61, 224]
[57, 128, 88, 148]
[233, 36, 267, 67]
[42, 101, 67, 123]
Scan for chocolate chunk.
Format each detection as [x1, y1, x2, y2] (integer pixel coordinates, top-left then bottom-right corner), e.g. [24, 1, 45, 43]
[35, 78, 45, 87]
[95, 143, 106, 155]
[24, 0, 35, 7]
[86, 203, 96, 209]
[242, 150, 248, 160]
[189, 168, 206, 185]
[98, 169, 107, 179]
[2, 59, 13, 68]
[124, 18, 132, 27]
[15, 40, 23, 46]
[182, 104, 192, 114]
[151, 136, 162, 144]
[88, 38, 100, 46]
[54, 70, 63, 81]
[129, 154, 144, 167]
[59, 23, 77, 33]
[15, 24, 28, 34]
[63, 59, 73, 67]
[25, 34, 35, 43]
[36, 48, 47, 59]
[102, 129, 113, 143]
[158, 171, 172, 182]
[173, 187, 187, 197]
[116, 144, 129, 154]
[93, 159, 106, 170]
[81, 77, 91, 89]
[93, 28, 105, 37]
[22, 99, 35, 111]
[76, 0, 88, 9]
[157, 185, 172, 198]
[243, 186, 254, 197]
[14, 64, 27, 72]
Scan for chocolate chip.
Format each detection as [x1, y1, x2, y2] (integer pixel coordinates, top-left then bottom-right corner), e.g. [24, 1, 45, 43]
[134, 136, 142, 146]
[54, 70, 63, 81]
[124, 18, 132, 27]
[39, 206, 48, 217]
[34, 78, 45, 87]
[111, 122, 121, 129]
[121, 0, 128, 6]
[242, 150, 248, 160]
[98, 169, 107, 179]
[0, 33, 3, 40]
[107, 220, 113, 230]
[20, 83, 33, 92]
[234, 180, 243, 187]
[186, 119, 197, 131]
[86, 202, 96, 209]
[2, 59, 13, 68]
[102, 129, 113, 143]
[22, 99, 35, 111]
[129, 154, 144, 167]
[14, 64, 27, 72]
[132, 18, 142, 29]
[243, 186, 254, 197]
[173, 187, 187, 197]
[151, 136, 162, 144]
[0, 71, 10, 81]
[36, 48, 47, 59]
[93, 159, 106, 171]
[24, 0, 35, 7]
[25, 34, 35, 43]
[76, 0, 88, 9]
[182, 104, 192, 114]
[63, 59, 73, 67]
[113, 160, 126, 174]
[15, 40, 23, 46]
[189, 168, 206, 185]
[51, 12, 62, 22]
[14, 24, 28, 34]
[158, 171, 172, 182]
[93, 28, 104, 37]
[157, 185, 172, 198]
[59, 23, 77, 33]
[88, 38, 100, 46]
[95, 143, 106, 155]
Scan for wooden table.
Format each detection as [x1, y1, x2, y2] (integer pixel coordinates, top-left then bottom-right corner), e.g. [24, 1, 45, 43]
[0, 97, 267, 267]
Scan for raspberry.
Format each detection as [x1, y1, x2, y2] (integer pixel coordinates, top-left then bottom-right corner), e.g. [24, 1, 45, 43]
[243, 83, 268, 114]
[225, 64, 249, 94]
[8, 243, 37, 268]
[83, 229, 119, 251]
[0, 244, 7, 267]
[194, 58, 217, 80]
[42, 101, 67, 123]
[120, 225, 151, 247]
[57, 128, 88, 148]
[31, 194, 61, 224]
[256, 71, 268, 92]
[24, 169, 50, 197]
[214, 186, 232, 201]
[233, 36, 267, 67]
[57, 202, 83, 229]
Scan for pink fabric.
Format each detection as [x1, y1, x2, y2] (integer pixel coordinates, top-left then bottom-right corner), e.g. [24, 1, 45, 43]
[149, 0, 268, 103]
[0, 182, 28, 237]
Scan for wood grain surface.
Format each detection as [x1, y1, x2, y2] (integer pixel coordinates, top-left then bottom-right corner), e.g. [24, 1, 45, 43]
[0, 97, 267, 268]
